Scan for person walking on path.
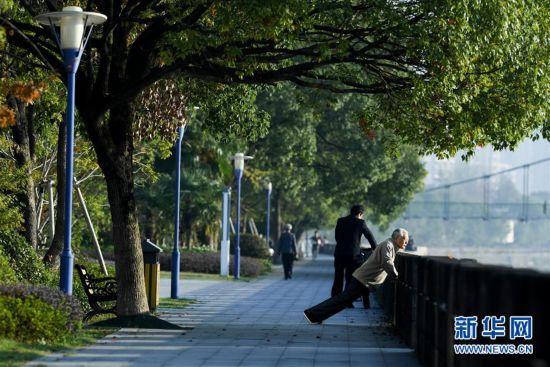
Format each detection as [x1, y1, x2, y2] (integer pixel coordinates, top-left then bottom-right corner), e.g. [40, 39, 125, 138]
[332, 204, 377, 298]
[278, 223, 297, 279]
[310, 230, 322, 260]
[304, 228, 409, 324]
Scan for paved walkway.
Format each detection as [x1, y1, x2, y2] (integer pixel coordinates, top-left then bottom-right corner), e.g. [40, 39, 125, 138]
[27, 255, 420, 367]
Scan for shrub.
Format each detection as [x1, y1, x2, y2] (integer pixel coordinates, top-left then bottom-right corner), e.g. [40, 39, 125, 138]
[159, 251, 269, 277]
[230, 233, 270, 259]
[260, 258, 272, 273]
[229, 255, 266, 277]
[0, 283, 82, 342]
[0, 248, 17, 283]
[0, 231, 53, 284]
[0, 296, 68, 343]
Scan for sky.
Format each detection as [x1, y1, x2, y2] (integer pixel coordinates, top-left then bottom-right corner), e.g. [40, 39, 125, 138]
[423, 138, 550, 194]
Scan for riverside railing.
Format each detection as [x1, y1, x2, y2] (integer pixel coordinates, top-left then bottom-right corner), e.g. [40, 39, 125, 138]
[378, 253, 550, 367]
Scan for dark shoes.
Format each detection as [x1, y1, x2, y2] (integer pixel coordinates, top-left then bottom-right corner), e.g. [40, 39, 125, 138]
[362, 295, 371, 309]
[303, 311, 322, 324]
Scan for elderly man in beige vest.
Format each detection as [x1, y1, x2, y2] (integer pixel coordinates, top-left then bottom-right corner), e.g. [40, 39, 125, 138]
[304, 228, 408, 324]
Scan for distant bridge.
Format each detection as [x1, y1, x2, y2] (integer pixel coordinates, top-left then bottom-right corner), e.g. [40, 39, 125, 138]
[403, 157, 550, 221]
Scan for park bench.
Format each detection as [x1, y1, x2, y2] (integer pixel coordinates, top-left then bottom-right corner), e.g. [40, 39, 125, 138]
[74, 264, 117, 321]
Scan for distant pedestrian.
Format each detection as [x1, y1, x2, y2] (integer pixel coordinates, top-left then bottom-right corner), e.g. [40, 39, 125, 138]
[332, 205, 377, 300]
[304, 228, 408, 324]
[278, 223, 297, 280]
[310, 230, 322, 260]
[405, 236, 417, 251]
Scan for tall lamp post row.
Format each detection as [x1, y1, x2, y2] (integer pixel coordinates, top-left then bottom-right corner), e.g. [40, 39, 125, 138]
[36, 7, 107, 295]
[171, 125, 186, 299]
[266, 181, 272, 249]
[232, 153, 252, 279]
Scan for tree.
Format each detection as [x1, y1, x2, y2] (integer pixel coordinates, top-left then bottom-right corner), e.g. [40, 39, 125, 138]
[251, 86, 426, 237]
[134, 81, 266, 249]
[357, 1, 550, 158]
[0, 59, 60, 250]
[3, 0, 548, 316]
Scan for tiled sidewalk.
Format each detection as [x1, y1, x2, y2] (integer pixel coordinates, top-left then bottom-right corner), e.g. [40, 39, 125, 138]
[27, 255, 420, 367]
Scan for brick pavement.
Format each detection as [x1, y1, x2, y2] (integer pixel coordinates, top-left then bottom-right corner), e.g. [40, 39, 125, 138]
[27, 255, 420, 367]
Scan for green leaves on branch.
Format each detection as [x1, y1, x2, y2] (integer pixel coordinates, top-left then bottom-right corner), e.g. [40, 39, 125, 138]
[185, 81, 270, 143]
[252, 85, 426, 230]
[361, 0, 550, 158]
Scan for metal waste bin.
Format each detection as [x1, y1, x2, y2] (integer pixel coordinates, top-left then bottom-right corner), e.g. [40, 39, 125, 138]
[142, 239, 162, 310]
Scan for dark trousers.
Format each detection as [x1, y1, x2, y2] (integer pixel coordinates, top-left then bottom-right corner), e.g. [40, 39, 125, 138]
[282, 253, 294, 279]
[305, 278, 370, 323]
[331, 255, 361, 296]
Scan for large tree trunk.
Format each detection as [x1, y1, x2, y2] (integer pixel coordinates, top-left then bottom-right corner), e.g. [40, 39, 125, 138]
[44, 118, 65, 264]
[272, 190, 283, 264]
[104, 160, 149, 315]
[8, 95, 37, 249]
[96, 104, 149, 316]
[274, 190, 282, 241]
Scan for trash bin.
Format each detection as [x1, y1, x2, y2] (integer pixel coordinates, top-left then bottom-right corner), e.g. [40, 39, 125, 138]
[142, 239, 162, 311]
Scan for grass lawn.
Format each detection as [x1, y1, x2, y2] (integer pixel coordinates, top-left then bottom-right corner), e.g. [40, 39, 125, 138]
[159, 271, 251, 281]
[158, 297, 197, 309]
[0, 327, 116, 367]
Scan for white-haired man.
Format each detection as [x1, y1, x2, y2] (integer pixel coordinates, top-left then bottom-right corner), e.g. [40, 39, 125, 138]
[304, 228, 409, 324]
[278, 223, 297, 280]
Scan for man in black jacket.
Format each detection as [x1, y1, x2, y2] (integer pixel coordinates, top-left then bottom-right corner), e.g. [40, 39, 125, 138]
[332, 205, 377, 299]
[278, 223, 297, 280]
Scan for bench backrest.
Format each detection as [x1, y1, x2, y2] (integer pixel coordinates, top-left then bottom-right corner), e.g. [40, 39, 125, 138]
[74, 264, 95, 297]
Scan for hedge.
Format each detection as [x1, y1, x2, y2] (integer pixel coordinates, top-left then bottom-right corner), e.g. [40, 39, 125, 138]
[229, 233, 270, 259]
[0, 283, 82, 343]
[87, 247, 270, 278]
[159, 251, 268, 277]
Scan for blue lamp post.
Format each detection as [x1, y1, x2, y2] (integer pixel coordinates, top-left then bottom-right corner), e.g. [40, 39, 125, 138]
[266, 181, 272, 248]
[232, 153, 252, 279]
[171, 125, 186, 299]
[36, 6, 106, 295]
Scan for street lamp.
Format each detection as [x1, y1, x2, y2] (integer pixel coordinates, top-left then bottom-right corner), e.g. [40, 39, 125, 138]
[171, 124, 186, 299]
[232, 153, 252, 279]
[171, 106, 198, 298]
[36, 6, 107, 295]
[265, 181, 272, 249]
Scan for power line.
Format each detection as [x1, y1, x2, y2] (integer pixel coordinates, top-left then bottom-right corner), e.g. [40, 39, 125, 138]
[424, 156, 550, 192]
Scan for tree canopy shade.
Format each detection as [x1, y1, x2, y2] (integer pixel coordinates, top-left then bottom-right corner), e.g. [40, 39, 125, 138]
[4, 1, 550, 151]
[2, 0, 548, 316]
[251, 86, 426, 236]
[359, 0, 550, 158]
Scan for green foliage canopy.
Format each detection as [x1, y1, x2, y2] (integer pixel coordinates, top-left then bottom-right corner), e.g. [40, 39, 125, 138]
[360, 0, 550, 158]
[5, 0, 547, 159]
[252, 86, 426, 231]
